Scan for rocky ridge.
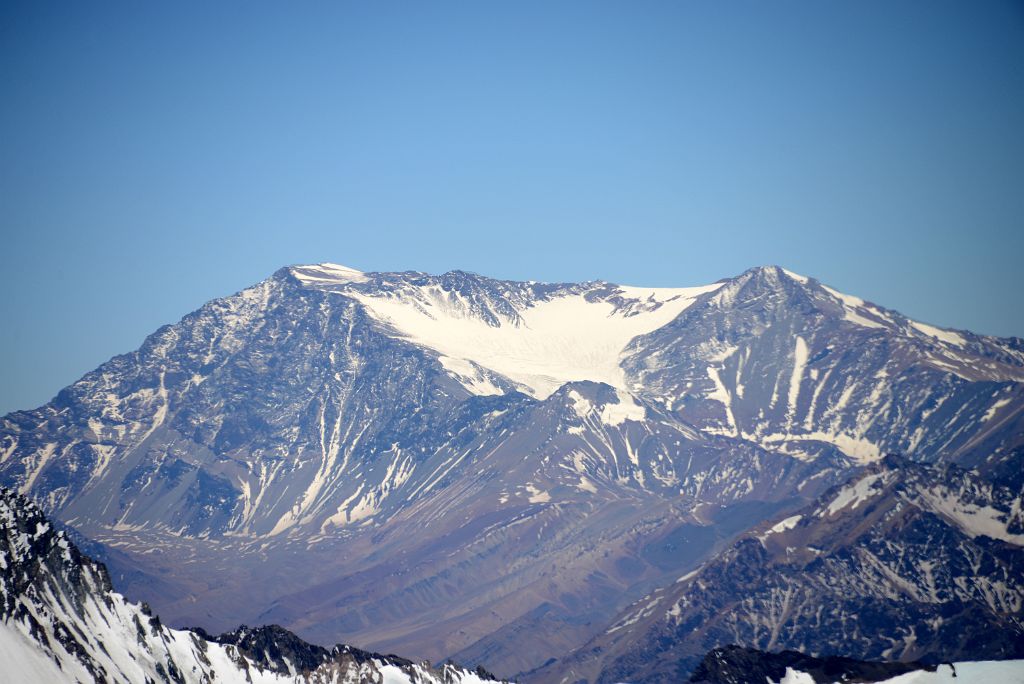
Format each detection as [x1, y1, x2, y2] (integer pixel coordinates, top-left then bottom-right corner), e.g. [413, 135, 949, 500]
[0, 485, 500, 683]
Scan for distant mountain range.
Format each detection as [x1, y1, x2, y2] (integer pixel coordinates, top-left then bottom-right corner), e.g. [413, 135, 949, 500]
[1, 263, 1021, 680]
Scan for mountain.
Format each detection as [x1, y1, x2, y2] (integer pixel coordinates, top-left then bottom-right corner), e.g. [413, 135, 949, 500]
[537, 455, 1024, 683]
[0, 485, 500, 683]
[1, 263, 1021, 676]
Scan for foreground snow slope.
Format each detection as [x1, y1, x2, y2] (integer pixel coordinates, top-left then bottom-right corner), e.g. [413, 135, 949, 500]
[773, 660, 1024, 684]
[0, 486, 500, 683]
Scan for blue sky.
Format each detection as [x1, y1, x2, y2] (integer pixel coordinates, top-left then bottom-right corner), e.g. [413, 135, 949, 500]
[1, 1, 1023, 415]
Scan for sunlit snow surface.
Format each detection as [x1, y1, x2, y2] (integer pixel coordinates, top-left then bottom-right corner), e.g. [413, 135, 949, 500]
[0, 621, 67, 683]
[290, 262, 369, 284]
[348, 278, 722, 399]
[292, 262, 727, 399]
[757, 514, 803, 542]
[917, 484, 1024, 545]
[821, 472, 890, 516]
[772, 661, 1024, 684]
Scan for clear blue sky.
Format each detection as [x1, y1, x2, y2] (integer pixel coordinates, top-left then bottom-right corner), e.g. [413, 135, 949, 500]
[2, 1, 1023, 415]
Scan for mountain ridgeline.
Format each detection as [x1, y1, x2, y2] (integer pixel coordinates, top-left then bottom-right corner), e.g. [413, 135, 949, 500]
[1, 263, 1022, 680]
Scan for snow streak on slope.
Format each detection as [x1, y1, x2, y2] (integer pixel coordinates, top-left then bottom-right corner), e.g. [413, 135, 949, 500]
[349, 279, 722, 399]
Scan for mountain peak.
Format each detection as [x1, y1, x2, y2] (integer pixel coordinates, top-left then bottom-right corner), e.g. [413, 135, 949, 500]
[733, 264, 812, 286]
[289, 262, 368, 285]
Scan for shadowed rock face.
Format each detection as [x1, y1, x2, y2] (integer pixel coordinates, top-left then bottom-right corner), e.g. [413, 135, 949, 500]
[533, 456, 1024, 683]
[0, 486, 502, 683]
[1, 264, 1022, 676]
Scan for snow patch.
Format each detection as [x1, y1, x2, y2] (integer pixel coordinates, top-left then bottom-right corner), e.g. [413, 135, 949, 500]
[759, 514, 802, 542]
[600, 390, 646, 426]
[525, 484, 551, 503]
[822, 285, 888, 330]
[291, 262, 368, 285]
[351, 280, 720, 399]
[780, 268, 809, 284]
[761, 431, 880, 464]
[677, 568, 701, 583]
[380, 664, 414, 684]
[787, 337, 808, 421]
[438, 356, 503, 396]
[982, 397, 1012, 423]
[568, 390, 594, 419]
[918, 486, 1024, 546]
[773, 669, 816, 684]
[823, 472, 887, 516]
[706, 366, 738, 436]
[911, 320, 967, 347]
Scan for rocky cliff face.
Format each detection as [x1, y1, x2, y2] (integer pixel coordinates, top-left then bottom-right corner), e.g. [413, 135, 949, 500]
[1, 263, 1021, 676]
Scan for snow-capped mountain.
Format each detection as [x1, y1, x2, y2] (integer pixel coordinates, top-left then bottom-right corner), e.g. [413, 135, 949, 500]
[0, 263, 1021, 676]
[623, 266, 1024, 465]
[0, 485, 500, 683]
[537, 455, 1024, 683]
